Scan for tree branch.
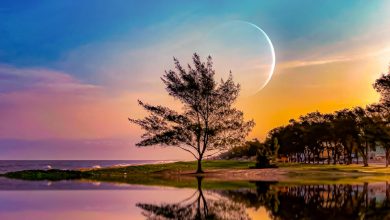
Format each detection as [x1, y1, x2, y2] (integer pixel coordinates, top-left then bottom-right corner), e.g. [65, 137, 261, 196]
[177, 145, 199, 160]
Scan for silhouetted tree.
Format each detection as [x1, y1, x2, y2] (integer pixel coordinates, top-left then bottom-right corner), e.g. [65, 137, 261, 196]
[333, 109, 359, 164]
[268, 107, 379, 166]
[370, 67, 390, 166]
[373, 66, 390, 107]
[353, 107, 377, 167]
[367, 103, 390, 166]
[130, 53, 255, 173]
[218, 138, 264, 160]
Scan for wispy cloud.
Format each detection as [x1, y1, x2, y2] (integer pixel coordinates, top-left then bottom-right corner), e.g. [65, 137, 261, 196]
[0, 65, 140, 140]
[279, 45, 390, 70]
[280, 57, 352, 69]
[0, 65, 101, 94]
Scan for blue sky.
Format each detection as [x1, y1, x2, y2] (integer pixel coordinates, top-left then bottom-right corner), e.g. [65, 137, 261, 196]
[0, 1, 389, 159]
[1, 1, 385, 66]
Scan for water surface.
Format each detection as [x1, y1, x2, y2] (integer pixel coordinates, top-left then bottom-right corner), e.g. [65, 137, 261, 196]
[1, 177, 390, 219]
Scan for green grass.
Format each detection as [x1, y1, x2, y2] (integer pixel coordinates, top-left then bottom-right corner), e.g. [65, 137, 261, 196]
[1, 160, 256, 189]
[1, 160, 257, 190]
[275, 162, 390, 185]
[84, 160, 255, 177]
[278, 162, 390, 173]
[4, 160, 390, 188]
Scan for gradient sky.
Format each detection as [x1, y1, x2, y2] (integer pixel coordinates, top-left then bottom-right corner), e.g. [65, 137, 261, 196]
[0, 0, 389, 160]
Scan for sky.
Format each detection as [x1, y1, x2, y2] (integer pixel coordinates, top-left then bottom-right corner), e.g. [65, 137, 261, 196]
[0, 0, 389, 160]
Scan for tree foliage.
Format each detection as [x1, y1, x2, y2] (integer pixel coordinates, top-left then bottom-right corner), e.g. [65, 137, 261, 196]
[130, 53, 254, 173]
[264, 67, 390, 167]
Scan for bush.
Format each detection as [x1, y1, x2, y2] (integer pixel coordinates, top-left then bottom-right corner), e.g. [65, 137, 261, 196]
[254, 138, 279, 168]
[219, 139, 263, 160]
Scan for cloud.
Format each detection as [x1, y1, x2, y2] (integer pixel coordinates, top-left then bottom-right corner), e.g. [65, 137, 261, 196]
[54, 20, 211, 93]
[0, 65, 195, 159]
[278, 44, 390, 70]
[280, 57, 352, 69]
[0, 65, 142, 140]
[0, 65, 100, 94]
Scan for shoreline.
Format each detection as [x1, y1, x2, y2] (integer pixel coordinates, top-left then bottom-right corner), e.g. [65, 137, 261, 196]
[2, 160, 390, 185]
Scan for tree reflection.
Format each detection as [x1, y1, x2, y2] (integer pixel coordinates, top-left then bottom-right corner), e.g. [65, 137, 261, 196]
[137, 179, 390, 220]
[220, 181, 390, 220]
[136, 176, 250, 220]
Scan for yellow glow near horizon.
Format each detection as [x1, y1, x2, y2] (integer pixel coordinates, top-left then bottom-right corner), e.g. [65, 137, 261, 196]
[239, 53, 387, 140]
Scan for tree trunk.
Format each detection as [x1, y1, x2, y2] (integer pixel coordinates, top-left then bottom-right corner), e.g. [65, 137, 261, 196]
[348, 152, 352, 165]
[317, 152, 320, 164]
[343, 149, 347, 164]
[362, 152, 368, 167]
[363, 142, 369, 167]
[196, 158, 204, 173]
[362, 155, 368, 167]
[356, 150, 359, 164]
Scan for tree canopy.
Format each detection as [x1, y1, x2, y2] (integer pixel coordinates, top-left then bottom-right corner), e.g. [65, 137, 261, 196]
[263, 67, 390, 167]
[130, 53, 254, 173]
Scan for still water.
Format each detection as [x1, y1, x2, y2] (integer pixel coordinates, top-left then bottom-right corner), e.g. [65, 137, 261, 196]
[0, 177, 390, 219]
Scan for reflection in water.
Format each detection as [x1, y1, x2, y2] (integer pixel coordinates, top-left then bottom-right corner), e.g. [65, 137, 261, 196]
[137, 177, 250, 220]
[137, 179, 390, 220]
[1, 177, 390, 219]
[222, 182, 390, 220]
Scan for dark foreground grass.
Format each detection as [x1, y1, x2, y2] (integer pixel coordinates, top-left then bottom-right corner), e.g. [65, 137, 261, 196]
[3, 169, 88, 181]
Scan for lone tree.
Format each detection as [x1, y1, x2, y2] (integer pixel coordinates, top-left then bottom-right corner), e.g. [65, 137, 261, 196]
[129, 53, 255, 173]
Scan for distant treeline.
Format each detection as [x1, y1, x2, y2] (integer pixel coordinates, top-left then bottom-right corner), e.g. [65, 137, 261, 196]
[222, 67, 390, 167]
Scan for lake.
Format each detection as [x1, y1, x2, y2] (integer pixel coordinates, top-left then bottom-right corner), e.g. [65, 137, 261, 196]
[1, 176, 389, 219]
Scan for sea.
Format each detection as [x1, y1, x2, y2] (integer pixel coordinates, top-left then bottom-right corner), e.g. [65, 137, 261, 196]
[0, 160, 173, 174]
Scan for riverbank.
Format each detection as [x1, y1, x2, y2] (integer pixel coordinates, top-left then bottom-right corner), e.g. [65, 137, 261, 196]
[2, 160, 390, 186]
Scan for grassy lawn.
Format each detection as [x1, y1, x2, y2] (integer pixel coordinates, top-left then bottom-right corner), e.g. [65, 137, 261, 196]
[3, 160, 390, 187]
[1, 160, 256, 185]
[85, 160, 256, 176]
[275, 162, 390, 185]
[278, 162, 390, 174]
[1, 160, 257, 190]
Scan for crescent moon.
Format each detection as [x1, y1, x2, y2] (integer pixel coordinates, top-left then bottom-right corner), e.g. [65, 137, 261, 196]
[204, 20, 276, 94]
[243, 21, 276, 92]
